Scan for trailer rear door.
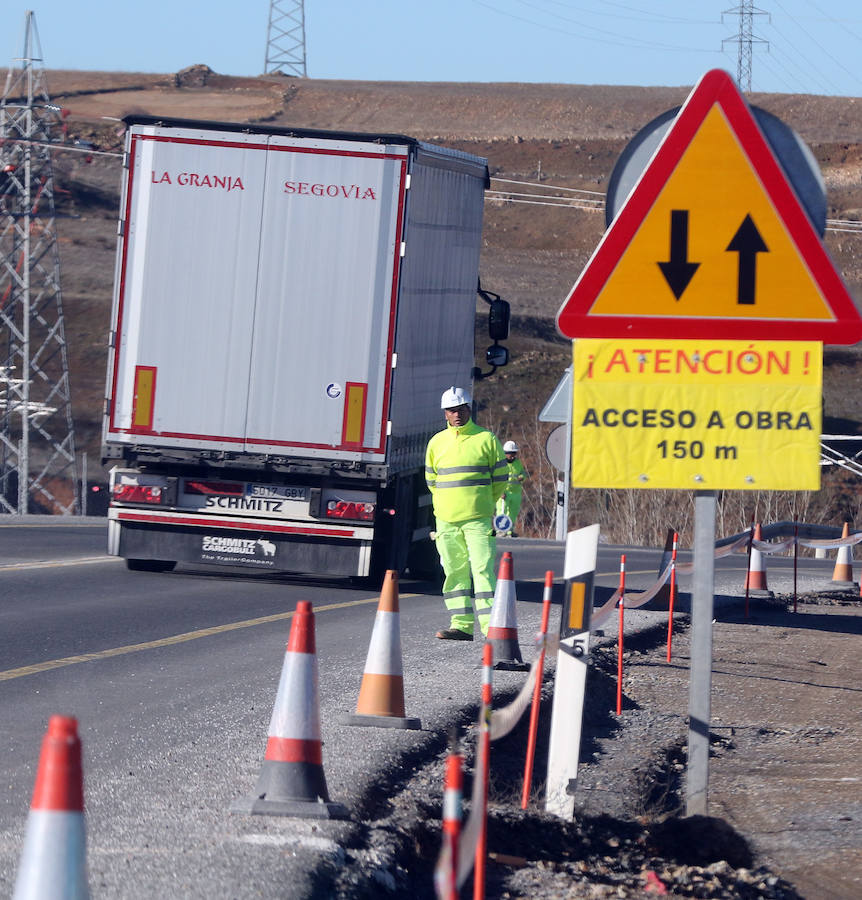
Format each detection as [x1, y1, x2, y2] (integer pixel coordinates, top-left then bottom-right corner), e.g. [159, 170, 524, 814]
[106, 124, 408, 462]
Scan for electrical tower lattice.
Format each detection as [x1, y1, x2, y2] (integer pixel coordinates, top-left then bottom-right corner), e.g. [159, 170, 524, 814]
[723, 2, 770, 93]
[265, 0, 307, 77]
[0, 12, 78, 515]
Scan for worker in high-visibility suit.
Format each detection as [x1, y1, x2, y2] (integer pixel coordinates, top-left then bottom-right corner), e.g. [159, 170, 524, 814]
[495, 440, 528, 537]
[425, 386, 508, 641]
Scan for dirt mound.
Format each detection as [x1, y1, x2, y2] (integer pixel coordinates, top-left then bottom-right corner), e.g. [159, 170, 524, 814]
[173, 64, 215, 88]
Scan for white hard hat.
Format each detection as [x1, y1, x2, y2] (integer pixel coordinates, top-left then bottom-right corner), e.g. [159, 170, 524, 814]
[441, 386, 472, 409]
[503, 441, 519, 453]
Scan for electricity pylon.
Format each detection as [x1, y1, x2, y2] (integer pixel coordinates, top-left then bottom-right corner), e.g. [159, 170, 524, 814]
[722, 2, 770, 93]
[0, 11, 78, 515]
[265, 0, 308, 77]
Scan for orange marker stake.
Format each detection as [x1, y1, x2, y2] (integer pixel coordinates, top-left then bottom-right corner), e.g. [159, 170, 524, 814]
[616, 555, 625, 717]
[521, 570, 553, 809]
[474, 642, 493, 900]
[437, 732, 463, 900]
[666, 532, 678, 662]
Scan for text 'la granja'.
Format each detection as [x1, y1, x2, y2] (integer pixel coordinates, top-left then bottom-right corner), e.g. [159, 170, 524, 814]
[151, 171, 244, 191]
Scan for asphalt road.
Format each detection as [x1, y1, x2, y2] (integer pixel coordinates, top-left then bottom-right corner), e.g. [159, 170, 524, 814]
[0, 519, 843, 897]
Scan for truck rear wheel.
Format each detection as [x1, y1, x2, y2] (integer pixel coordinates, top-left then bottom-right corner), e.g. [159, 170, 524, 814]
[126, 558, 177, 573]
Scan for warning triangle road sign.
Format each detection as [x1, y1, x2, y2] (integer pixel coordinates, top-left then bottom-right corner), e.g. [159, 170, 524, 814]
[556, 69, 862, 344]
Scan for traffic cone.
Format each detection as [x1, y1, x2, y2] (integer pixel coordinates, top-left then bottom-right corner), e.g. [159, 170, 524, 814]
[744, 523, 773, 597]
[831, 522, 857, 587]
[13, 716, 89, 900]
[487, 552, 529, 671]
[232, 601, 348, 819]
[648, 527, 676, 610]
[346, 570, 421, 729]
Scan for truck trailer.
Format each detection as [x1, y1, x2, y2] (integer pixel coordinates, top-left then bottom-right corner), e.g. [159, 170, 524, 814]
[101, 116, 501, 579]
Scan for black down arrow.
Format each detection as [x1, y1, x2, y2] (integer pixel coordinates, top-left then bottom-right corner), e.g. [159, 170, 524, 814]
[658, 210, 700, 300]
[726, 214, 768, 305]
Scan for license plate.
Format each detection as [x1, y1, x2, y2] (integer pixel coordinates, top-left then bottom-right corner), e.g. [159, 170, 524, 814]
[245, 484, 308, 501]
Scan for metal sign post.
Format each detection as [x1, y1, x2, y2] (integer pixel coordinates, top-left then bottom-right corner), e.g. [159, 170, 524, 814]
[686, 491, 716, 815]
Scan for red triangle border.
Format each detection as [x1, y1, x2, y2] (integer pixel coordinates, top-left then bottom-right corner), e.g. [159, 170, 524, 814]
[556, 69, 862, 344]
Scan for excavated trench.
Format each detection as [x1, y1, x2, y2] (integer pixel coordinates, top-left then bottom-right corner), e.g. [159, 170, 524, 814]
[311, 618, 801, 899]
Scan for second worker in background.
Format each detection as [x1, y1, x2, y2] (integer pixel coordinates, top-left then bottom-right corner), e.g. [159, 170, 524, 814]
[495, 440, 529, 537]
[425, 387, 508, 641]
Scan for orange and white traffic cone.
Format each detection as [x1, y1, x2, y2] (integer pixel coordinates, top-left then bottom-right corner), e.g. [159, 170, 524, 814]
[487, 552, 528, 671]
[649, 527, 676, 610]
[831, 522, 857, 587]
[233, 601, 348, 819]
[744, 523, 773, 597]
[13, 716, 89, 900]
[346, 570, 421, 729]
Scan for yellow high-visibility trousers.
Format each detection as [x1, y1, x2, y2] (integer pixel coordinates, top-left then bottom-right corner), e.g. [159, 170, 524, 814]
[496, 490, 523, 535]
[435, 518, 497, 636]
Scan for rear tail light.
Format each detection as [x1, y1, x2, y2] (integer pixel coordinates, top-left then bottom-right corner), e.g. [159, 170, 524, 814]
[185, 480, 244, 496]
[112, 484, 164, 504]
[325, 500, 375, 521]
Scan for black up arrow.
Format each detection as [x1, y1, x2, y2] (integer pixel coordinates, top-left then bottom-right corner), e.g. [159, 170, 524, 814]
[658, 210, 700, 300]
[726, 214, 768, 305]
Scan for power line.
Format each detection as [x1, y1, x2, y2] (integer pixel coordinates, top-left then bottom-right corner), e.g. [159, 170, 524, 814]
[471, 0, 721, 53]
[491, 176, 605, 197]
[486, 176, 862, 235]
[771, 0, 862, 94]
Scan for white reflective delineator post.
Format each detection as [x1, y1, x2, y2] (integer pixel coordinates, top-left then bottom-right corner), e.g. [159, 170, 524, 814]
[545, 523, 599, 819]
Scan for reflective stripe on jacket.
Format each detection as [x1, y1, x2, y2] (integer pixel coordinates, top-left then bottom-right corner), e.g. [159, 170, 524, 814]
[505, 458, 528, 496]
[425, 419, 507, 522]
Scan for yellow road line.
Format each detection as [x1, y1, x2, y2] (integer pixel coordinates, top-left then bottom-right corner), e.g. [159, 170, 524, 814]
[0, 593, 421, 682]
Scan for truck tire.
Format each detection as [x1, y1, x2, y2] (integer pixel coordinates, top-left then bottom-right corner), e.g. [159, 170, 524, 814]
[126, 558, 177, 573]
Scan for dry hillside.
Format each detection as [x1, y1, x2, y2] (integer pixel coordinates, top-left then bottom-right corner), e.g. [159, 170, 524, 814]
[36, 67, 862, 531]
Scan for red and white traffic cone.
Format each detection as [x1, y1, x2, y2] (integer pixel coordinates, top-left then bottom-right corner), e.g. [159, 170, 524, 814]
[346, 570, 421, 729]
[487, 552, 528, 671]
[13, 716, 89, 900]
[233, 601, 348, 819]
[832, 522, 857, 588]
[744, 523, 773, 597]
[649, 527, 676, 610]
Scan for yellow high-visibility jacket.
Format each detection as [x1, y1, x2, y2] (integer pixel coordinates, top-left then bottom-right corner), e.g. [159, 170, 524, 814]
[504, 458, 528, 496]
[425, 419, 507, 522]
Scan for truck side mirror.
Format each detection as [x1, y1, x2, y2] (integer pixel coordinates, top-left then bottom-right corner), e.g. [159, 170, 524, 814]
[488, 298, 510, 341]
[486, 343, 508, 367]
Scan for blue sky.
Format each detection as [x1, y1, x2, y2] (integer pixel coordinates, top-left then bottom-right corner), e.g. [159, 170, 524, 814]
[5, 1, 862, 97]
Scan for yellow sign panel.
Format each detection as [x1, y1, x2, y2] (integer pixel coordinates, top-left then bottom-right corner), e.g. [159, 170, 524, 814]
[572, 339, 822, 491]
[592, 106, 831, 321]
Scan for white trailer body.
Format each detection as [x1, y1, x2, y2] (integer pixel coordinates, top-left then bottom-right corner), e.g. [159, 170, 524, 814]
[103, 117, 489, 577]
